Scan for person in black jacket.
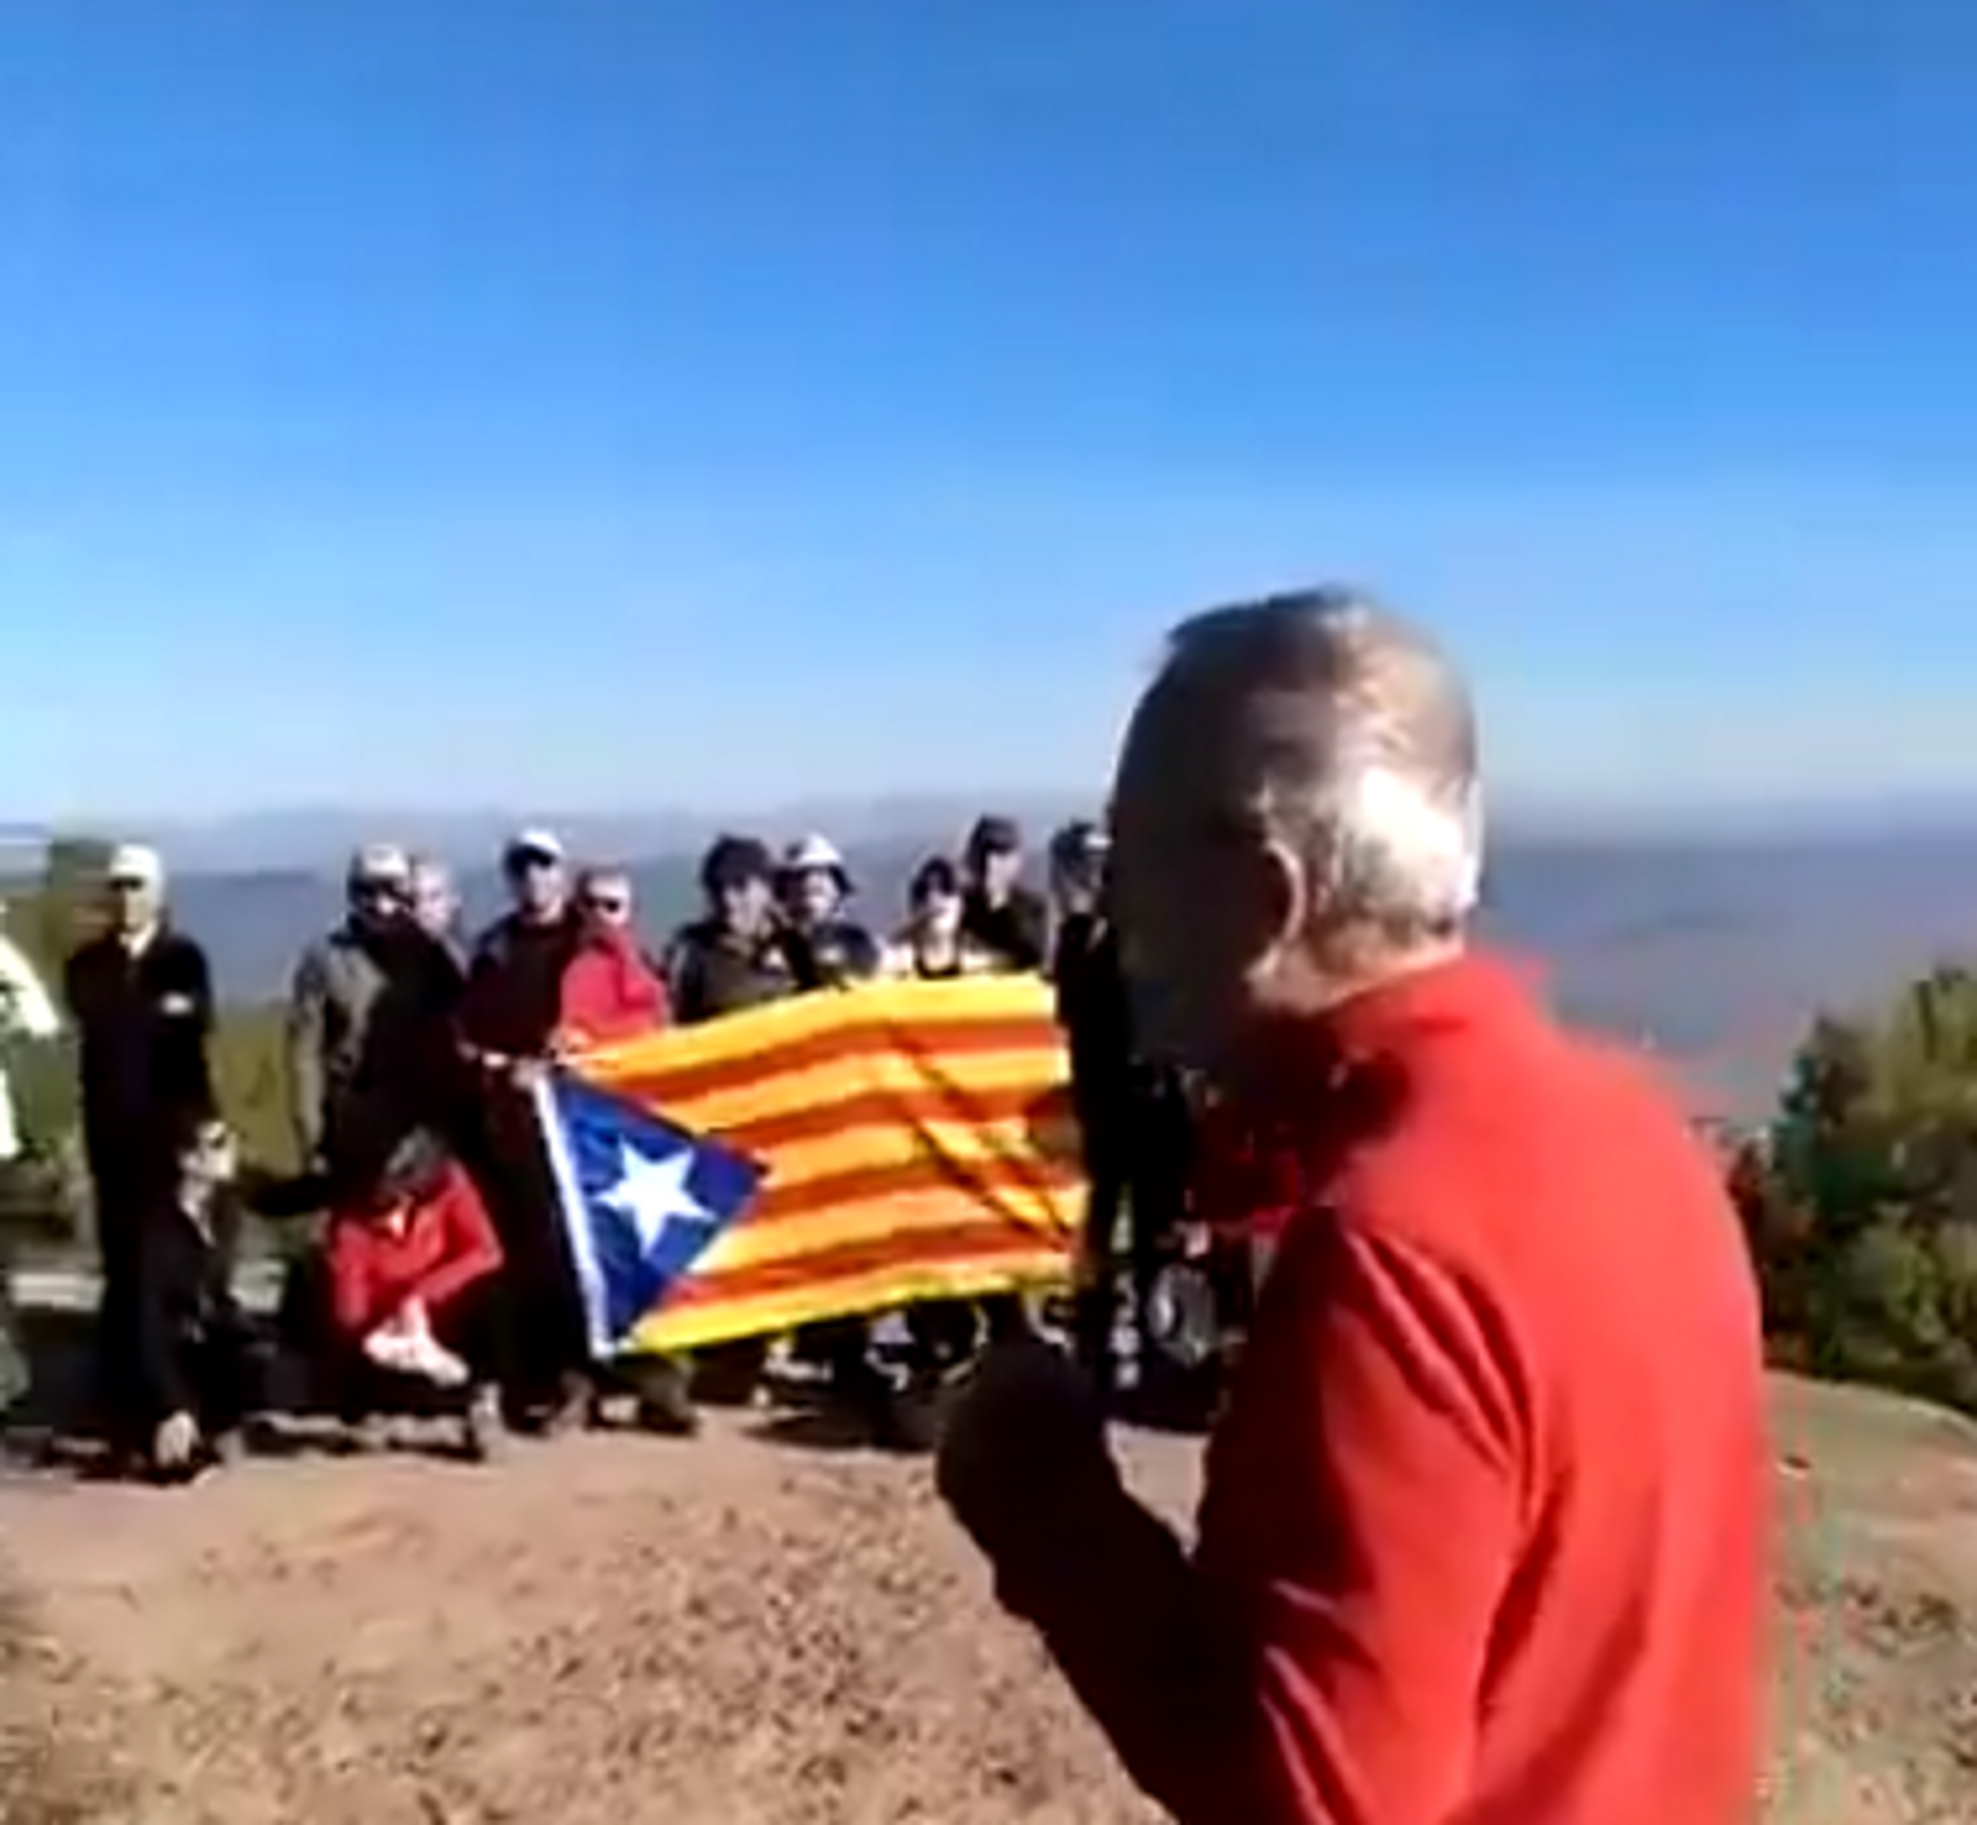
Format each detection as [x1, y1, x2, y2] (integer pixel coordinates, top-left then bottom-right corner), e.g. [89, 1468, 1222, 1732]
[665, 836, 820, 1021]
[1047, 822, 1192, 1395]
[959, 815, 1049, 973]
[126, 1111, 259, 1480]
[63, 843, 218, 1440]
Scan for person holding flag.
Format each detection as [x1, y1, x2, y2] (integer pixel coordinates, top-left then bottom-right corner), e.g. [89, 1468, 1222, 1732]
[459, 829, 592, 1435]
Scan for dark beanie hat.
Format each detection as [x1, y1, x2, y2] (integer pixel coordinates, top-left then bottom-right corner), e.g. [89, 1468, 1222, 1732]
[700, 834, 775, 894]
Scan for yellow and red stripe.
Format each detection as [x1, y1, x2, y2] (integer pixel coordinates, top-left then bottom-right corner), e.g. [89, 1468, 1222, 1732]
[576, 975, 1084, 1351]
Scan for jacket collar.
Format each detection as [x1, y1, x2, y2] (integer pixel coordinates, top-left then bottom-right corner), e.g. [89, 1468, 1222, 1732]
[1318, 948, 1544, 1066]
[1237, 949, 1546, 1124]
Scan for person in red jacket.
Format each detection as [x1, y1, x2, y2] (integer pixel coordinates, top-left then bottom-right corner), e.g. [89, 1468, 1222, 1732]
[555, 864, 702, 1436]
[557, 866, 669, 1049]
[939, 588, 1768, 1825]
[320, 1118, 506, 1461]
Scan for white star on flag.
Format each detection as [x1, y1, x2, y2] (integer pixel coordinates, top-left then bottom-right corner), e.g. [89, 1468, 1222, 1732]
[595, 1140, 716, 1257]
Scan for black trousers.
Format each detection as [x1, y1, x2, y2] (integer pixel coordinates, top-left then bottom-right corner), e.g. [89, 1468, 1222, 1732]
[314, 1277, 502, 1422]
[88, 1154, 163, 1444]
[1071, 1078, 1193, 1382]
[473, 1096, 590, 1410]
[134, 1318, 260, 1441]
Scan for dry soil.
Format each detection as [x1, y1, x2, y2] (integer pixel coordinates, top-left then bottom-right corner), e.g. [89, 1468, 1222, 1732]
[1, 1374, 1974, 1824]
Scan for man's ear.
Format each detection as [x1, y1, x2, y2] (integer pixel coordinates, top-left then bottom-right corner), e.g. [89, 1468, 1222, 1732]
[1251, 836, 1307, 964]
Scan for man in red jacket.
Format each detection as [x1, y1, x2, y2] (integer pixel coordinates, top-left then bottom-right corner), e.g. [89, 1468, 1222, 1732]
[939, 588, 1768, 1825]
[559, 867, 669, 1048]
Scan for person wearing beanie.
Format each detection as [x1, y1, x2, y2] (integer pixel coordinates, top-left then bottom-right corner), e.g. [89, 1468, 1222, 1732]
[960, 815, 1049, 973]
[663, 834, 820, 1024]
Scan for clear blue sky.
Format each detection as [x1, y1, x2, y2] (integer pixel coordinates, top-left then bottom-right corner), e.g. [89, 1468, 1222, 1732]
[5, 0, 1976, 823]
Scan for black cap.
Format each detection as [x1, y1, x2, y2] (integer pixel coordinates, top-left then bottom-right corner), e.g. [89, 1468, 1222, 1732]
[1050, 819, 1109, 867]
[701, 833, 775, 893]
[909, 855, 963, 902]
[966, 814, 1022, 859]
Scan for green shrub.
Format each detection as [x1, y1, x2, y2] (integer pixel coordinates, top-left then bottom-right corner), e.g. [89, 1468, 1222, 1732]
[1741, 964, 1977, 1415]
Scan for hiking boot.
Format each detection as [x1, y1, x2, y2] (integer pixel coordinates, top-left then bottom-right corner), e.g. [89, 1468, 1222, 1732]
[628, 1356, 699, 1436]
[339, 1411, 391, 1456]
[206, 1427, 246, 1468]
[690, 1339, 767, 1408]
[877, 1372, 953, 1455]
[633, 1390, 701, 1437]
[460, 1386, 504, 1463]
[540, 1372, 592, 1438]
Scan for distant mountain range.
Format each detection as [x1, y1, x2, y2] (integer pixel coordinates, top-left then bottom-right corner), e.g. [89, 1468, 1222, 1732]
[13, 808, 1977, 1123]
[142, 830, 1977, 1124]
[10, 794, 1090, 876]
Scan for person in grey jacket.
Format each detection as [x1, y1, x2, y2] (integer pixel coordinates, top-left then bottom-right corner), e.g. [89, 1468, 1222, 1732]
[286, 845, 416, 1170]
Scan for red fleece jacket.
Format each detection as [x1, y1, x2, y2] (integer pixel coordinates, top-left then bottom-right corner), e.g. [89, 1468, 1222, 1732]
[326, 1162, 505, 1337]
[557, 930, 668, 1050]
[1004, 954, 1768, 1825]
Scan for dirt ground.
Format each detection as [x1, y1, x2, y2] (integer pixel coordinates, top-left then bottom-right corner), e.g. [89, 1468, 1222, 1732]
[2, 1374, 1975, 1825]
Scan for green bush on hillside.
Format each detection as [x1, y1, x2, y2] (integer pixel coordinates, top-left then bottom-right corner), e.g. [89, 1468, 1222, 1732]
[1738, 964, 1977, 1414]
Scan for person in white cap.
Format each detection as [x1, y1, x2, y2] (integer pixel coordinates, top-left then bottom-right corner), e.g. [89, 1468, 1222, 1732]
[285, 843, 417, 1170]
[459, 827, 592, 1436]
[775, 833, 880, 986]
[61, 840, 218, 1457]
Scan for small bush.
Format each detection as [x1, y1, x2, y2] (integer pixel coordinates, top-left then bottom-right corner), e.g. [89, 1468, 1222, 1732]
[1740, 964, 1977, 1415]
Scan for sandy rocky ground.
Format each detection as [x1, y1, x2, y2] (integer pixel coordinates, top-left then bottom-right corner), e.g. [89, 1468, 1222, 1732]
[1, 1375, 1975, 1825]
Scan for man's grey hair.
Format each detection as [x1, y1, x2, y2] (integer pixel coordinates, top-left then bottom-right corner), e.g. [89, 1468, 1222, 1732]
[1157, 586, 1483, 939]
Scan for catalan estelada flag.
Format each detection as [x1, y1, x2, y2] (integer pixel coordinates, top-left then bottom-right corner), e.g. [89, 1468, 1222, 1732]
[562, 975, 1085, 1352]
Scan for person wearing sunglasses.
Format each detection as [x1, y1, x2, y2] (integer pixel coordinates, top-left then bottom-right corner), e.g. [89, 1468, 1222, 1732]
[285, 843, 417, 1173]
[557, 866, 669, 1052]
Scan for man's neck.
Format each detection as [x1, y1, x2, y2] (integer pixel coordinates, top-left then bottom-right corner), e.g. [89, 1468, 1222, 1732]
[119, 923, 158, 956]
[1300, 934, 1466, 1018]
[1233, 936, 1470, 1106]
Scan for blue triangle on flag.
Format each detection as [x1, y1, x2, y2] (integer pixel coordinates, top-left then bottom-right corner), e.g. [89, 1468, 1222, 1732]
[535, 1070, 765, 1353]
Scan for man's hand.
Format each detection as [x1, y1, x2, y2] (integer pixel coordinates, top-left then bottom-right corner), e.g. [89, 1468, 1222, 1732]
[153, 1409, 200, 1471]
[936, 1335, 1119, 1575]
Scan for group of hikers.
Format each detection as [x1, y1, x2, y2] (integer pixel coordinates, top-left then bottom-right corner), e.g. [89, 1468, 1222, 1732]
[0, 809, 1234, 1478]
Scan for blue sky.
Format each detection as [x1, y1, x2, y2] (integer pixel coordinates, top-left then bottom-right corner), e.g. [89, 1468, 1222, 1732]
[4, 0, 1977, 824]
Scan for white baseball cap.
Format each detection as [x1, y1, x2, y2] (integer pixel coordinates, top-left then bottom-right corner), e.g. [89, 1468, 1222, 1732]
[346, 843, 412, 889]
[504, 827, 565, 867]
[782, 833, 847, 876]
[105, 843, 164, 888]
